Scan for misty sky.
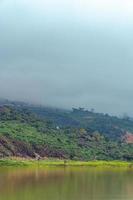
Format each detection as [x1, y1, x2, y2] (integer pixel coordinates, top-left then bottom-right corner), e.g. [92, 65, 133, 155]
[0, 0, 133, 115]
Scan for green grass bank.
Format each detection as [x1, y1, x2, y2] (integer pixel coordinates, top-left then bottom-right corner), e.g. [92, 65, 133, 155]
[0, 158, 133, 168]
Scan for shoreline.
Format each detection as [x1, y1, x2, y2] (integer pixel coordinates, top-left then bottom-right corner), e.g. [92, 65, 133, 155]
[0, 158, 133, 168]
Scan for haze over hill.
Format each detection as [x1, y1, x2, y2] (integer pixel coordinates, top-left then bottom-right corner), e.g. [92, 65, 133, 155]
[1, 0, 133, 115]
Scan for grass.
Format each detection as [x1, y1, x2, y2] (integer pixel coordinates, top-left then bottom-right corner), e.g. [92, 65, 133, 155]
[0, 157, 133, 168]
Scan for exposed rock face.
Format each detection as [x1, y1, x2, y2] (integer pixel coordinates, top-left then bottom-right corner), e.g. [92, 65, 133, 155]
[0, 136, 34, 158]
[0, 136, 67, 159]
[124, 132, 133, 144]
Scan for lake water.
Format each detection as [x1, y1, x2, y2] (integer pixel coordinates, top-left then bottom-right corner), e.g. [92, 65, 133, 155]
[0, 167, 133, 200]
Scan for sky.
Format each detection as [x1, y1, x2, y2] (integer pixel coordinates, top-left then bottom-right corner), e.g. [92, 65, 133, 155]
[0, 0, 133, 115]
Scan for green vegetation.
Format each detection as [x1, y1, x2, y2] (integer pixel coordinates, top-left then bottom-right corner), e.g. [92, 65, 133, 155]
[0, 102, 133, 161]
[27, 106, 133, 140]
[0, 158, 133, 168]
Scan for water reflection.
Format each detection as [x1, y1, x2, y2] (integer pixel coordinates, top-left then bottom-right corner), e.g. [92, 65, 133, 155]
[0, 167, 133, 200]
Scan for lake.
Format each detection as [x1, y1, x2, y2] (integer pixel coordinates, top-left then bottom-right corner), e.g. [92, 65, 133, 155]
[0, 167, 133, 200]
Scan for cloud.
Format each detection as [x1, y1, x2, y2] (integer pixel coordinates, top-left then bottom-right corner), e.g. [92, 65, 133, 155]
[0, 0, 133, 115]
[19, 0, 133, 22]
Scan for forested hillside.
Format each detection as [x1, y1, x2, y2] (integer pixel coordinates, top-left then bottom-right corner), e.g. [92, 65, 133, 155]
[0, 100, 133, 160]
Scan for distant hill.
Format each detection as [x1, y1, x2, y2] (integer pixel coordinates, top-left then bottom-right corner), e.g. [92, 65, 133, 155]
[1, 99, 133, 141]
[0, 100, 133, 160]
